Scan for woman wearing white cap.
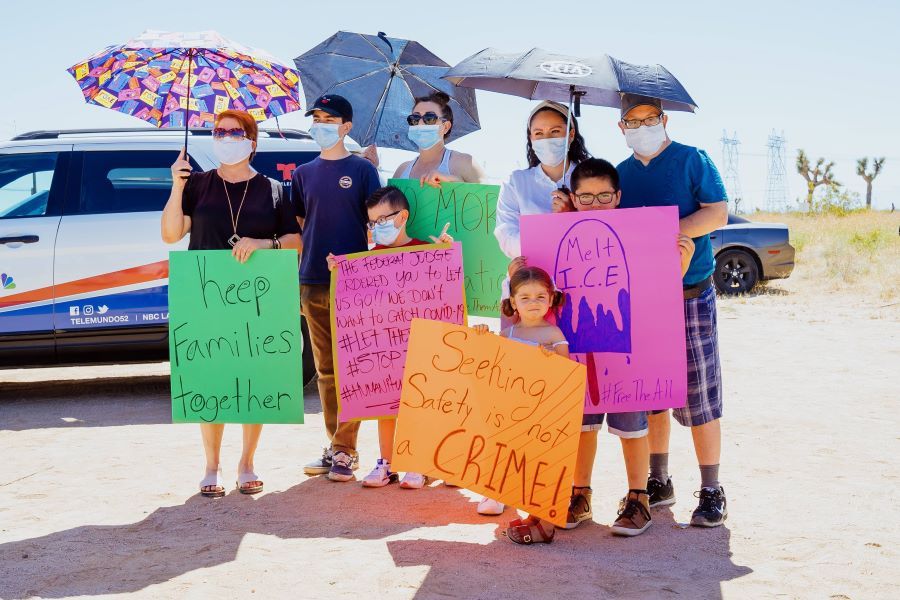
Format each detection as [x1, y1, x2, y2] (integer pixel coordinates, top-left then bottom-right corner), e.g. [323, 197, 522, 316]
[493, 100, 591, 264]
[479, 101, 592, 517]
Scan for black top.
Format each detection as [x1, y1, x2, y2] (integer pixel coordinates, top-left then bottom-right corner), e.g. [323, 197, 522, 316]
[182, 170, 300, 251]
[290, 155, 381, 284]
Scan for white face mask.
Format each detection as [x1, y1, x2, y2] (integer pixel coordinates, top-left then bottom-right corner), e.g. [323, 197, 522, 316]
[531, 137, 567, 167]
[624, 123, 667, 157]
[213, 138, 253, 165]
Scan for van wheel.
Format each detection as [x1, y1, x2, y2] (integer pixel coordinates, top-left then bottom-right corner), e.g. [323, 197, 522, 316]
[714, 249, 759, 295]
[301, 316, 316, 387]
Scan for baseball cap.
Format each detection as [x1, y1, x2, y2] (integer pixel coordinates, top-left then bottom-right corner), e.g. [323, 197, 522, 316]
[620, 93, 662, 118]
[305, 94, 353, 121]
[529, 100, 569, 122]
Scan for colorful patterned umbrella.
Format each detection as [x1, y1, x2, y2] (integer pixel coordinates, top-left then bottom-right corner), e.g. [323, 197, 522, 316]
[67, 30, 301, 147]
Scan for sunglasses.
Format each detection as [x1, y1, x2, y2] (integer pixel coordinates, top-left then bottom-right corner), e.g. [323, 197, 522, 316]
[406, 112, 445, 126]
[212, 127, 247, 140]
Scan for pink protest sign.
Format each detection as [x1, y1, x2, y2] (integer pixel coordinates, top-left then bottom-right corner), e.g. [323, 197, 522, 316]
[521, 207, 687, 414]
[331, 242, 467, 421]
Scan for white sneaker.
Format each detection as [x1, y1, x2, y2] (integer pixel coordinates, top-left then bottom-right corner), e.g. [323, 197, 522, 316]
[399, 472, 429, 489]
[477, 497, 505, 515]
[361, 459, 398, 488]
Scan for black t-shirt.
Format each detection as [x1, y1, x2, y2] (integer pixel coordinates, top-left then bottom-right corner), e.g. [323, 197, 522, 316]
[291, 155, 381, 284]
[182, 170, 300, 251]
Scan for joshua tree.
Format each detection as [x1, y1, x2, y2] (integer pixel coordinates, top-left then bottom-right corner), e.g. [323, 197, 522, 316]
[856, 157, 885, 209]
[797, 149, 838, 210]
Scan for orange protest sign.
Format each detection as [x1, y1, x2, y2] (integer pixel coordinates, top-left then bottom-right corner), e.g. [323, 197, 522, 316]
[392, 319, 586, 527]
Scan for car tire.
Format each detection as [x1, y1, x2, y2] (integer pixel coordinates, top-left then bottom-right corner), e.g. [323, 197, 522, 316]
[300, 316, 316, 387]
[714, 249, 759, 295]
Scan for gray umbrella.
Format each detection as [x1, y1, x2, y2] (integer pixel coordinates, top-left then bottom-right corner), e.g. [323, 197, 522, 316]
[444, 47, 697, 181]
[294, 31, 480, 151]
[444, 47, 697, 113]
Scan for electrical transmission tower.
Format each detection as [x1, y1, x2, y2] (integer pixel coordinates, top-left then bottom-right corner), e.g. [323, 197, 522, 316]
[765, 130, 789, 212]
[720, 130, 743, 213]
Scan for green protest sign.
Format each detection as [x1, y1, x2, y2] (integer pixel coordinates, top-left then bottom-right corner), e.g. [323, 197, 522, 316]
[168, 250, 304, 424]
[388, 179, 506, 317]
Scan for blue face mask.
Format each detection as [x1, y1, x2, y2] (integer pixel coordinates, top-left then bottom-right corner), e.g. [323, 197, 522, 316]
[372, 220, 402, 246]
[531, 137, 568, 167]
[309, 123, 342, 150]
[407, 124, 442, 150]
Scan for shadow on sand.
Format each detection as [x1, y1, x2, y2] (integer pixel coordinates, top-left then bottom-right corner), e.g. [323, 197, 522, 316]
[0, 483, 750, 599]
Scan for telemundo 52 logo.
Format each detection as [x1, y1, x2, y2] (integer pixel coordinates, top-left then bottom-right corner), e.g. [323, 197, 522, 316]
[1, 273, 15, 290]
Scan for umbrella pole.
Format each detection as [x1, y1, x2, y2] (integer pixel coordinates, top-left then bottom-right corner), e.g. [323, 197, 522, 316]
[184, 48, 193, 155]
[561, 85, 575, 190]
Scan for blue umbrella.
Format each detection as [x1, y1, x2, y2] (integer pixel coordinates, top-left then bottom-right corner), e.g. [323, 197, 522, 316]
[445, 48, 697, 178]
[294, 31, 480, 151]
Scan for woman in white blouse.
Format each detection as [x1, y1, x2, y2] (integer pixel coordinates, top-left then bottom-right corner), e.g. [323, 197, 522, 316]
[494, 100, 592, 262]
[478, 100, 592, 517]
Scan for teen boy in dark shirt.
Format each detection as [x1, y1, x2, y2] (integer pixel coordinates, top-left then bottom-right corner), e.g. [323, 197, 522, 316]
[291, 94, 381, 482]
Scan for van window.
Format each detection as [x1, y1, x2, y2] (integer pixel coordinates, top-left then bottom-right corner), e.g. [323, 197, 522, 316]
[0, 153, 58, 218]
[78, 151, 199, 214]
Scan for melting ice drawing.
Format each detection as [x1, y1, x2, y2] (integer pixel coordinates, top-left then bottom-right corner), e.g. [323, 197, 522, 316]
[553, 219, 632, 354]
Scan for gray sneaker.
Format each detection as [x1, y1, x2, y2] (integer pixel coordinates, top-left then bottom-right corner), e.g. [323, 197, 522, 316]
[327, 450, 359, 482]
[303, 446, 333, 476]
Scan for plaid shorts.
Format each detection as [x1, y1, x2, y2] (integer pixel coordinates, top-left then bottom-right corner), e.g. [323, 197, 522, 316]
[654, 286, 723, 427]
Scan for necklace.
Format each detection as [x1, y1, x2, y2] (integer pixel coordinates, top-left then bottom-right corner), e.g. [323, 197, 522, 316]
[222, 173, 251, 247]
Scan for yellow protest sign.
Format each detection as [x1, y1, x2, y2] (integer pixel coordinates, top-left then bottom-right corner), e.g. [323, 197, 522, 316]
[392, 319, 586, 527]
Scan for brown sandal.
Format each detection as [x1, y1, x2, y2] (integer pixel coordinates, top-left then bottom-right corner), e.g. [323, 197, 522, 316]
[504, 516, 555, 545]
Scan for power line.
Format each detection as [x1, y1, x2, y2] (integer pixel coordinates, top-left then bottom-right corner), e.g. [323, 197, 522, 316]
[765, 130, 789, 212]
[721, 130, 743, 213]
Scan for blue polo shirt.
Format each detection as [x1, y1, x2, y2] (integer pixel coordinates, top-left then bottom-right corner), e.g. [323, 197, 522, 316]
[617, 141, 728, 285]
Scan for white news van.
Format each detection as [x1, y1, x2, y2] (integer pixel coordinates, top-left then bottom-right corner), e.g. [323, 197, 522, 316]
[0, 127, 342, 382]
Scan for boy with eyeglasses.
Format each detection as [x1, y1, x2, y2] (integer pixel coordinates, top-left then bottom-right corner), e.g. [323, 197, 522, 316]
[549, 158, 693, 536]
[615, 93, 730, 528]
[327, 185, 453, 489]
[292, 94, 381, 482]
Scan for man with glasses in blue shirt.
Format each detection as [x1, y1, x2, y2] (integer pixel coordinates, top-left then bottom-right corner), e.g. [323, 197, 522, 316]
[616, 93, 730, 527]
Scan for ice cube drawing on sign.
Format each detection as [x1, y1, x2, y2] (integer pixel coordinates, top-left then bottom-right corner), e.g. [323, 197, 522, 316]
[553, 219, 632, 354]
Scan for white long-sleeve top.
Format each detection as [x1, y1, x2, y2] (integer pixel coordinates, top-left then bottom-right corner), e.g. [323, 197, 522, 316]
[494, 163, 575, 258]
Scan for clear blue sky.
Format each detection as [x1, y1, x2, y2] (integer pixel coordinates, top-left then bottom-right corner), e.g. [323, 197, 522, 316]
[2, 0, 897, 209]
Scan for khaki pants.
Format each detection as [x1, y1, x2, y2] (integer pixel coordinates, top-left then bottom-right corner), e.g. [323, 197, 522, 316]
[300, 284, 360, 454]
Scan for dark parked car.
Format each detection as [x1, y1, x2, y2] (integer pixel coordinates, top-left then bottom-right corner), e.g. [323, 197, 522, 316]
[710, 214, 795, 295]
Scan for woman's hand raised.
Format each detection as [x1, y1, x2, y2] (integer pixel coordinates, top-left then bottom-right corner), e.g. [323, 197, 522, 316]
[171, 147, 192, 188]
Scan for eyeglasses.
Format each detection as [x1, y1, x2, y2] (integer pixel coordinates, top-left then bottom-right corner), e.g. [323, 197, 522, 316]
[406, 112, 445, 126]
[212, 127, 247, 140]
[575, 192, 616, 205]
[621, 113, 664, 129]
[366, 210, 403, 229]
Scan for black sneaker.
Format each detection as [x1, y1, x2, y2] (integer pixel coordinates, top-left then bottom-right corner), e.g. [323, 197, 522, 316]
[690, 486, 728, 527]
[647, 476, 676, 508]
[327, 450, 359, 482]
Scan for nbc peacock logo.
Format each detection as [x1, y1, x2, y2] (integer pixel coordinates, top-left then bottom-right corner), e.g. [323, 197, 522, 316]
[1, 272, 15, 290]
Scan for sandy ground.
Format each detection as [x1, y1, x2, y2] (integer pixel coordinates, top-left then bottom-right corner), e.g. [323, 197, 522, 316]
[1, 287, 898, 600]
